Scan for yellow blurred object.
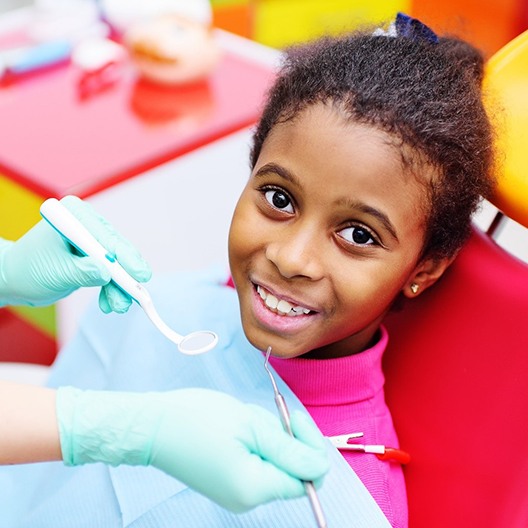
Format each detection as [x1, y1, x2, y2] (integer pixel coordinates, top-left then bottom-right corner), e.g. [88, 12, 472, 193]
[253, 0, 410, 49]
[484, 29, 528, 228]
[0, 174, 56, 338]
[0, 174, 42, 240]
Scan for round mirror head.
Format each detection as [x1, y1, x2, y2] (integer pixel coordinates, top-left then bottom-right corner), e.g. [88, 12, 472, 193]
[178, 330, 218, 355]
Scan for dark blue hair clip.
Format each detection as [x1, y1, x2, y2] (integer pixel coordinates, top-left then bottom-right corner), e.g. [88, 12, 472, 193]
[373, 12, 439, 45]
[394, 12, 439, 44]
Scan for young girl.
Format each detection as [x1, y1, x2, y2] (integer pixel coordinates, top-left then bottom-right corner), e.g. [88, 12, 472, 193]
[0, 13, 495, 528]
[228, 12, 494, 525]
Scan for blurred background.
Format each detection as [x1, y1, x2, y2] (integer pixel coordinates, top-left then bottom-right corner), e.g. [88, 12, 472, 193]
[1, 0, 527, 57]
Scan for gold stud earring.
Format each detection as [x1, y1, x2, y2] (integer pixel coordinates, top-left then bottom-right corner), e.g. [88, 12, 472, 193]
[410, 283, 419, 294]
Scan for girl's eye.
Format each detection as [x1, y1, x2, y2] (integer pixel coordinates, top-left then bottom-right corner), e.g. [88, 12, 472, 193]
[264, 189, 294, 213]
[338, 225, 376, 246]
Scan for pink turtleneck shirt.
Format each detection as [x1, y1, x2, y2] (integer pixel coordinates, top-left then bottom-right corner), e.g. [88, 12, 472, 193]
[268, 326, 408, 528]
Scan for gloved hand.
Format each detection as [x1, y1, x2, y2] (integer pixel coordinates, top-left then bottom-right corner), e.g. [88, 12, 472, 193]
[57, 386, 330, 513]
[0, 195, 151, 312]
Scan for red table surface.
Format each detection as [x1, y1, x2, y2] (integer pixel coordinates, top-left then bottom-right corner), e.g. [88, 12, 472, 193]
[0, 51, 274, 198]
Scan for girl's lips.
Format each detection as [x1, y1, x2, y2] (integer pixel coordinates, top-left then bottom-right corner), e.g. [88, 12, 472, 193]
[249, 283, 318, 335]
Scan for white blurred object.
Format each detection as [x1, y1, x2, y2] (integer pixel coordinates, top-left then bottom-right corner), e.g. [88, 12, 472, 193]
[30, 0, 109, 43]
[0, 363, 50, 385]
[100, 0, 212, 34]
[125, 13, 220, 85]
[71, 36, 126, 72]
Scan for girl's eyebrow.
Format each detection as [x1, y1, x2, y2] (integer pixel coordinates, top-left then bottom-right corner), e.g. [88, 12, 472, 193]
[254, 162, 398, 242]
[338, 199, 399, 242]
[253, 162, 298, 185]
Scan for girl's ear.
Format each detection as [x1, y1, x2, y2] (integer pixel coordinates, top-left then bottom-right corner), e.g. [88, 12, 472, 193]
[403, 255, 455, 298]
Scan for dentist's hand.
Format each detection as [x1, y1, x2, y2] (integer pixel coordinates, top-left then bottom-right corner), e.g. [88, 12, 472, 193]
[57, 387, 330, 513]
[0, 195, 151, 312]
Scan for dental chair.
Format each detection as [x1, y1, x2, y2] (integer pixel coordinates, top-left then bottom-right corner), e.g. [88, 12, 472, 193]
[383, 28, 528, 528]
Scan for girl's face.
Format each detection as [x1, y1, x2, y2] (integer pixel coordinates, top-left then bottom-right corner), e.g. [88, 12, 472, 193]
[228, 103, 440, 359]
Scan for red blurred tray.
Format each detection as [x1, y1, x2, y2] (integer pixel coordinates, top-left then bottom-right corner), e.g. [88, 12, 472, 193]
[0, 49, 273, 198]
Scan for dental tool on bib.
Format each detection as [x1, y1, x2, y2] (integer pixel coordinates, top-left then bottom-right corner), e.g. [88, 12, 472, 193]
[264, 347, 328, 528]
[40, 198, 218, 355]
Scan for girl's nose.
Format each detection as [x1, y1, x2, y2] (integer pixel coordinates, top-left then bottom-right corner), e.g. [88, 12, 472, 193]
[265, 228, 324, 280]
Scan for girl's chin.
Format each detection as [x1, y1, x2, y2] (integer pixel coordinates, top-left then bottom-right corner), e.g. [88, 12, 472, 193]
[242, 325, 312, 358]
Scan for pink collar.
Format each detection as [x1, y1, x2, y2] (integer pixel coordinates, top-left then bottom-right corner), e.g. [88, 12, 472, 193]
[268, 326, 388, 406]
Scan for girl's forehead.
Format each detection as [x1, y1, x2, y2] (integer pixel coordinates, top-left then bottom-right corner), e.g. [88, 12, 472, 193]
[256, 103, 433, 224]
[262, 103, 430, 185]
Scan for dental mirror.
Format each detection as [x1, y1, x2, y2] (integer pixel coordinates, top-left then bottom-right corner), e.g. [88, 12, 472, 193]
[142, 300, 218, 354]
[40, 198, 218, 355]
[177, 330, 219, 355]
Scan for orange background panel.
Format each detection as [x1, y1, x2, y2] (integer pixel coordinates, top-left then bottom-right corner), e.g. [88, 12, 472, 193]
[410, 0, 525, 57]
[213, 4, 254, 39]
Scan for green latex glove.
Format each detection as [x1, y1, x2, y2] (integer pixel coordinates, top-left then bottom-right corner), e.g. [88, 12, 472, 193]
[57, 386, 330, 513]
[0, 196, 151, 313]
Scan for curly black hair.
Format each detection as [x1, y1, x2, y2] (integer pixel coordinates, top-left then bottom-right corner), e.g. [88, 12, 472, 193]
[250, 26, 496, 261]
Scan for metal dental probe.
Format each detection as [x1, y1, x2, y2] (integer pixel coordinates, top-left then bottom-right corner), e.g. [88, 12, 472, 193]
[264, 346, 328, 528]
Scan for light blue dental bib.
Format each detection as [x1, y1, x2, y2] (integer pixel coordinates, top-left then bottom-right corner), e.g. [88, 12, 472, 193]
[0, 267, 390, 528]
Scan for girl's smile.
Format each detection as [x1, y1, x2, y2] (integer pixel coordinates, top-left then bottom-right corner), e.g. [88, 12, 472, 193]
[251, 282, 317, 333]
[228, 102, 441, 359]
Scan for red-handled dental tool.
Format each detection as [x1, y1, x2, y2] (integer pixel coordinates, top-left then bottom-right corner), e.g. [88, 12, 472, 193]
[328, 433, 411, 465]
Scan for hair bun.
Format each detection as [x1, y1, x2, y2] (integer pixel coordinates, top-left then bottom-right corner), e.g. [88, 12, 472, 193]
[439, 36, 485, 86]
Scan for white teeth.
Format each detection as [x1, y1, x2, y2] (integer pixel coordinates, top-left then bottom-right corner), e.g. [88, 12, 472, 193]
[257, 285, 311, 316]
[265, 294, 278, 309]
[277, 299, 293, 314]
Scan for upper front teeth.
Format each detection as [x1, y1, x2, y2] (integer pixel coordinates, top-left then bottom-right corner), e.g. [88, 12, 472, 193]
[257, 286, 311, 316]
